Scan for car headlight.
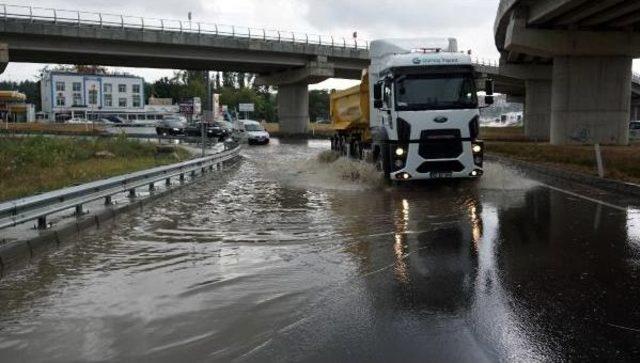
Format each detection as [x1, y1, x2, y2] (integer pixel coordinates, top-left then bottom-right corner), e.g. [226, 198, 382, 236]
[395, 147, 405, 157]
[173, 128, 180, 131]
[472, 144, 482, 153]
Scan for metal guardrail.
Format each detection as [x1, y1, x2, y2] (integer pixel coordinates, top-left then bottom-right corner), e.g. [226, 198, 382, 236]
[0, 144, 241, 230]
[473, 58, 499, 67]
[0, 3, 369, 50]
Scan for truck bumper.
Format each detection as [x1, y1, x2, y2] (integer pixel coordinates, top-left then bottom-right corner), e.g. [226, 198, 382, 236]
[387, 140, 484, 181]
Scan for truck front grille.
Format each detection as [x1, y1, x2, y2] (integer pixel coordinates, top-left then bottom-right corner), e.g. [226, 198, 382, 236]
[419, 129, 463, 159]
[417, 161, 465, 173]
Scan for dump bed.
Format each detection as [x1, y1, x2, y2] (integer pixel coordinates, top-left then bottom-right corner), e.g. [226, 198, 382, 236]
[330, 72, 370, 140]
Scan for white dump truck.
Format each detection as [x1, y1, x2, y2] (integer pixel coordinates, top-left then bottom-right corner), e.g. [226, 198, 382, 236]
[330, 38, 494, 182]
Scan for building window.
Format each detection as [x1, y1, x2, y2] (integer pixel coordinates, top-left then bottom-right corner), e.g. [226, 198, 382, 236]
[132, 84, 141, 94]
[104, 94, 113, 107]
[132, 95, 141, 108]
[72, 82, 81, 92]
[118, 84, 126, 93]
[104, 83, 112, 93]
[56, 93, 65, 106]
[119, 97, 127, 108]
[56, 82, 65, 92]
[88, 89, 98, 105]
[72, 93, 82, 106]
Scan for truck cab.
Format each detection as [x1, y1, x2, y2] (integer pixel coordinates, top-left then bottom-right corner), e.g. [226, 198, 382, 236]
[369, 39, 490, 182]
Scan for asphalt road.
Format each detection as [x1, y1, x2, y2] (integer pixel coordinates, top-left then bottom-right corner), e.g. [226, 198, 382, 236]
[1, 140, 639, 362]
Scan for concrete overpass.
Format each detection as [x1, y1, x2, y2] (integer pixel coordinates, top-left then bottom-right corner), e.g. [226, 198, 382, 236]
[494, 0, 640, 145]
[0, 4, 370, 134]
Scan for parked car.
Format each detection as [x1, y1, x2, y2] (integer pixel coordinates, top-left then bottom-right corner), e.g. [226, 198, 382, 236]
[184, 122, 230, 141]
[104, 115, 126, 124]
[66, 117, 90, 124]
[240, 120, 270, 145]
[631, 121, 640, 139]
[156, 116, 187, 136]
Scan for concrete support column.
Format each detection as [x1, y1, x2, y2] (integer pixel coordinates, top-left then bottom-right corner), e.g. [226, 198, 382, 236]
[0, 43, 7, 75]
[550, 56, 632, 145]
[277, 82, 309, 135]
[524, 80, 551, 141]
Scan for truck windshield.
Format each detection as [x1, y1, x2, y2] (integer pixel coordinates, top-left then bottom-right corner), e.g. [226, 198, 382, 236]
[395, 74, 477, 111]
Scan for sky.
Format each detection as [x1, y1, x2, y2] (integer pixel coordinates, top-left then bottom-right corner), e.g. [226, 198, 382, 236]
[3, 0, 639, 90]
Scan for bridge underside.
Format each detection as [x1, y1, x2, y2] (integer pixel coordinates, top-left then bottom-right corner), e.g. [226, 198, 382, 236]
[0, 18, 370, 134]
[495, 0, 640, 145]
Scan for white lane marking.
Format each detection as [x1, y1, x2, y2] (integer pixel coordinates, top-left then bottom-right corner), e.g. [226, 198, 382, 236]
[542, 184, 627, 212]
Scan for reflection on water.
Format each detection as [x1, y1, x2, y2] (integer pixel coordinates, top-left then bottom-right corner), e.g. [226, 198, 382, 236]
[1, 141, 640, 361]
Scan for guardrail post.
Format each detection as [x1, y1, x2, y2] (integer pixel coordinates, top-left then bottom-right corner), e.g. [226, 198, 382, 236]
[191, 170, 197, 177]
[277, 31, 281, 42]
[343, 38, 346, 48]
[77, 11, 80, 26]
[99, 13, 103, 28]
[75, 204, 83, 216]
[148, 183, 155, 192]
[160, 19, 164, 31]
[292, 32, 295, 43]
[121, 15, 124, 29]
[165, 178, 171, 186]
[3, 5, 7, 19]
[37, 216, 47, 229]
[214, 24, 218, 36]
[305, 33, 308, 45]
[53, 9, 57, 24]
[232, 25, 235, 38]
[29, 6, 33, 22]
[263, 29, 266, 41]
[179, 173, 185, 182]
[331, 36, 334, 47]
[129, 189, 136, 198]
[141, 17, 144, 31]
[105, 196, 112, 205]
[179, 20, 182, 33]
[198, 22, 201, 34]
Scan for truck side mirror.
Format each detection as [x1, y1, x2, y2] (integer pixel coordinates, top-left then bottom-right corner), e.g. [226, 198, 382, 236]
[373, 82, 382, 102]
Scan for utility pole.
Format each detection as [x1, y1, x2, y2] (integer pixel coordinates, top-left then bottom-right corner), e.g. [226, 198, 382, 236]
[202, 70, 211, 157]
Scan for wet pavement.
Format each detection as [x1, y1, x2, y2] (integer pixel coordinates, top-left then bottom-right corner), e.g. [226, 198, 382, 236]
[1, 140, 640, 362]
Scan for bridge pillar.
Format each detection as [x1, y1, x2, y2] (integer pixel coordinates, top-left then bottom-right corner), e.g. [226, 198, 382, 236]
[277, 82, 310, 134]
[524, 80, 551, 142]
[0, 43, 7, 74]
[550, 56, 631, 145]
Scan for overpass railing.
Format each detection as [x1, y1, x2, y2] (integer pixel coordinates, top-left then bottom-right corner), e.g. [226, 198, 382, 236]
[0, 144, 241, 230]
[0, 3, 369, 50]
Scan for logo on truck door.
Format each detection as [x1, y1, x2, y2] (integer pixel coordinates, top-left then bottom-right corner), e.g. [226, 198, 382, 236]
[434, 117, 448, 123]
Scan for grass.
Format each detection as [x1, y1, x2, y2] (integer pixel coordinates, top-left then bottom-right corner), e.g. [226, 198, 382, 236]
[487, 141, 640, 183]
[481, 127, 529, 142]
[0, 122, 106, 136]
[0, 135, 191, 202]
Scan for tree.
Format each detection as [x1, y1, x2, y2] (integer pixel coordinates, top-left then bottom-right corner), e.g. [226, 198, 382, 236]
[309, 90, 330, 122]
[0, 80, 41, 110]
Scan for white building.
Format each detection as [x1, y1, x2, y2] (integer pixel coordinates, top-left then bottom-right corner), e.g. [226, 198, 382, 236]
[41, 72, 175, 122]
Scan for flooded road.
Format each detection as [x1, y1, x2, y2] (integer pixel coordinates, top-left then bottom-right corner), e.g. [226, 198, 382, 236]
[2, 140, 640, 362]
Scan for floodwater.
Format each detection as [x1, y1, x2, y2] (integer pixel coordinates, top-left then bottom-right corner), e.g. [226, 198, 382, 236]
[1, 140, 640, 362]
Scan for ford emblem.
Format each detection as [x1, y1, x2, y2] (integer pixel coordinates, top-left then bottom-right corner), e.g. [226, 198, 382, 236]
[434, 116, 448, 123]
[412, 58, 421, 65]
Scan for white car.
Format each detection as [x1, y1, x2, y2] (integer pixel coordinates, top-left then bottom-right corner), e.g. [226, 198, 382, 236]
[239, 120, 270, 145]
[66, 117, 90, 124]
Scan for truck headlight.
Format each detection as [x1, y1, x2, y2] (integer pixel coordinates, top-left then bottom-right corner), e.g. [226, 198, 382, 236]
[472, 144, 482, 153]
[395, 147, 405, 157]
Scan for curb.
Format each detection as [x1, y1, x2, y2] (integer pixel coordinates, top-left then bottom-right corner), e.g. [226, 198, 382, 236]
[0, 155, 242, 278]
[487, 154, 640, 198]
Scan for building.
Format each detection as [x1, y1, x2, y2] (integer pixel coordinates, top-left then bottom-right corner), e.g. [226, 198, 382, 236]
[0, 90, 35, 122]
[40, 71, 176, 122]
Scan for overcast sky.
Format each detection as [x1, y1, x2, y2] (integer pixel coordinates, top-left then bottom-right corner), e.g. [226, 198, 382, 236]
[2, 0, 638, 90]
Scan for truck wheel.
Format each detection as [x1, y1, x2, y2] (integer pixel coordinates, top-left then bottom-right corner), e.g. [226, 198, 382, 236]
[377, 144, 391, 183]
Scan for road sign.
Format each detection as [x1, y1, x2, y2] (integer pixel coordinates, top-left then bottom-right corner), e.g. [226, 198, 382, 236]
[239, 103, 255, 112]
